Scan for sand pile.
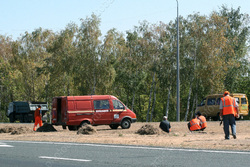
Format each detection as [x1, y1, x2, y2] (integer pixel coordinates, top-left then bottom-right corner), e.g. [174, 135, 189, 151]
[0, 127, 15, 133]
[77, 124, 97, 135]
[36, 123, 57, 132]
[136, 124, 159, 135]
[0, 126, 32, 135]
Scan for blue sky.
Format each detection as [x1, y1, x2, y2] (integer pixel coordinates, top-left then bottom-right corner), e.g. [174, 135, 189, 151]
[1, 0, 249, 40]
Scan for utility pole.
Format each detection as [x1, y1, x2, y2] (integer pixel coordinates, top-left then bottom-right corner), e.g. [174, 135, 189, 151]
[176, 0, 180, 121]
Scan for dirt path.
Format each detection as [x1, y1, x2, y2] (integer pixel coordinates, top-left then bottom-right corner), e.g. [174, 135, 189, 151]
[1, 121, 250, 151]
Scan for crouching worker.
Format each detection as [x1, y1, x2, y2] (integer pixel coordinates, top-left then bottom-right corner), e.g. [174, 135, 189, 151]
[196, 111, 207, 131]
[33, 105, 43, 131]
[159, 116, 171, 133]
[188, 115, 201, 132]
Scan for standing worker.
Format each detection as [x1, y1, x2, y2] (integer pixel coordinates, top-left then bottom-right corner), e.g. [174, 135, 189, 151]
[196, 111, 207, 131]
[33, 105, 43, 131]
[159, 116, 171, 133]
[220, 91, 239, 140]
[188, 114, 201, 131]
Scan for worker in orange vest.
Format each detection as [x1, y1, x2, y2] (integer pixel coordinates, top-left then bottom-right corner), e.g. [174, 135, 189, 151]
[188, 115, 201, 131]
[33, 105, 43, 131]
[196, 111, 207, 131]
[220, 91, 239, 140]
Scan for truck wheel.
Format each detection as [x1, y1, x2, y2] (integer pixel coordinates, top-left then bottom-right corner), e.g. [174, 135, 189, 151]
[9, 113, 15, 123]
[121, 119, 131, 129]
[62, 125, 67, 129]
[109, 124, 119, 129]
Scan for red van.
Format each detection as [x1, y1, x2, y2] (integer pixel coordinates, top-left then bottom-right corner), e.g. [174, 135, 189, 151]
[51, 95, 137, 130]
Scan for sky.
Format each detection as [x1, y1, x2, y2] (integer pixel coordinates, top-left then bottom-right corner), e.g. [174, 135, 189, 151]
[1, 0, 250, 40]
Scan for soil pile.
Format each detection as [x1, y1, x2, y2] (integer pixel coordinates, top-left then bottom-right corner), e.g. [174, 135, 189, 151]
[0, 126, 32, 135]
[11, 127, 32, 135]
[77, 124, 97, 135]
[136, 124, 159, 135]
[36, 123, 57, 132]
[0, 127, 15, 133]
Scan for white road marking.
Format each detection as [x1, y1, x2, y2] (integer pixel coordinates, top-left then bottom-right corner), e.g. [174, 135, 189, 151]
[0, 142, 14, 147]
[3, 140, 250, 155]
[39, 156, 91, 162]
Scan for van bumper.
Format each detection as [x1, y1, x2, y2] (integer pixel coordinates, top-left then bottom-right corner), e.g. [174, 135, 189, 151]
[131, 118, 137, 123]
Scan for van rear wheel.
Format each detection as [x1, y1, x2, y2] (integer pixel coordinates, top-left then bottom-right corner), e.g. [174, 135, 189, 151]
[121, 119, 131, 129]
[68, 126, 77, 131]
[109, 124, 119, 129]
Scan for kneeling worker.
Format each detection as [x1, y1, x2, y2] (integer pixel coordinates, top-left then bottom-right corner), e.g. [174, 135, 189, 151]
[159, 116, 171, 133]
[188, 115, 201, 131]
[196, 111, 207, 131]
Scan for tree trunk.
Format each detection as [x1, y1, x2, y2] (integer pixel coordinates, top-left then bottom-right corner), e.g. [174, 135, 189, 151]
[165, 87, 171, 117]
[184, 84, 192, 121]
[189, 95, 196, 121]
[146, 72, 155, 122]
[131, 90, 135, 111]
[150, 78, 156, 122]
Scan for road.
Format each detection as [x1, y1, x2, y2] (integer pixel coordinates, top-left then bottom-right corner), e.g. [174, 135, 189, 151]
[1, 141, 250, 167]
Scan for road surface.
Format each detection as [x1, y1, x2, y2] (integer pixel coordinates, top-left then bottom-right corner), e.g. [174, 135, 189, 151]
[1, 140, 250, 167]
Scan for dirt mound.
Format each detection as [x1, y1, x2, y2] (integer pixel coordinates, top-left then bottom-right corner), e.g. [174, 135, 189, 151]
[0, 126, 32, 135]
[136, 124, 159, 135]
[36, 123, 57, 132]
[0, 127, 15, 133]
[11, 127, 32, 135]
[77, 124, 97, 135]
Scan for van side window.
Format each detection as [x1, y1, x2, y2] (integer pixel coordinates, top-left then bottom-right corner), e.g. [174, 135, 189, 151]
[207, 98, 216, 105]
[241, 98, 247, 104]
[112, 100, 125, 109]
[94, 100, 110, 110]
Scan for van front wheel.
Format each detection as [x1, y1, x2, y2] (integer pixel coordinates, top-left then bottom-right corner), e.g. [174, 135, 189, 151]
[121, 119, 131, 129]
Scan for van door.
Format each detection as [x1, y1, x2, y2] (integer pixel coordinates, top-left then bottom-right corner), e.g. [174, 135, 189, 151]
[93, 100, 113, 124]
[111, 99, 126, 120]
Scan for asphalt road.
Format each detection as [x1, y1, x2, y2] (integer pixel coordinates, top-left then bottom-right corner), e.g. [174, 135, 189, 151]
[1, 140, 250, 167]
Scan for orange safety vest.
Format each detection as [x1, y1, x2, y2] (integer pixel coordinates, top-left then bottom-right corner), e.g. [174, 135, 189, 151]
[189, 118, 201, 131]
[197, 115, 207, 129]
[221, 96, 235, 115]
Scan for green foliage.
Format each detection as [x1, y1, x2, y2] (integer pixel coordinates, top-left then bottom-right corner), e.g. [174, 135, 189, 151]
[0, 7, 249, 122]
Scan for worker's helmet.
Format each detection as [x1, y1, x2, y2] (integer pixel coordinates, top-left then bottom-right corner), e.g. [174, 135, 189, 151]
[223, 91, 230, 96]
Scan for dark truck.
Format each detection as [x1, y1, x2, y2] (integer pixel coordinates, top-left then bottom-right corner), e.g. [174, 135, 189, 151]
[7, 101, 48, 123]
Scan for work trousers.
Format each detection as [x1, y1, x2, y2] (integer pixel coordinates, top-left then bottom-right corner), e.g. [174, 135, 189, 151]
[223, 114, 236, 139]
[34, 117, 43, 131]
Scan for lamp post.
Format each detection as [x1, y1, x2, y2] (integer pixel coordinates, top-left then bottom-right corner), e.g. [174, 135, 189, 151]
[176, 0, 180, 121]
